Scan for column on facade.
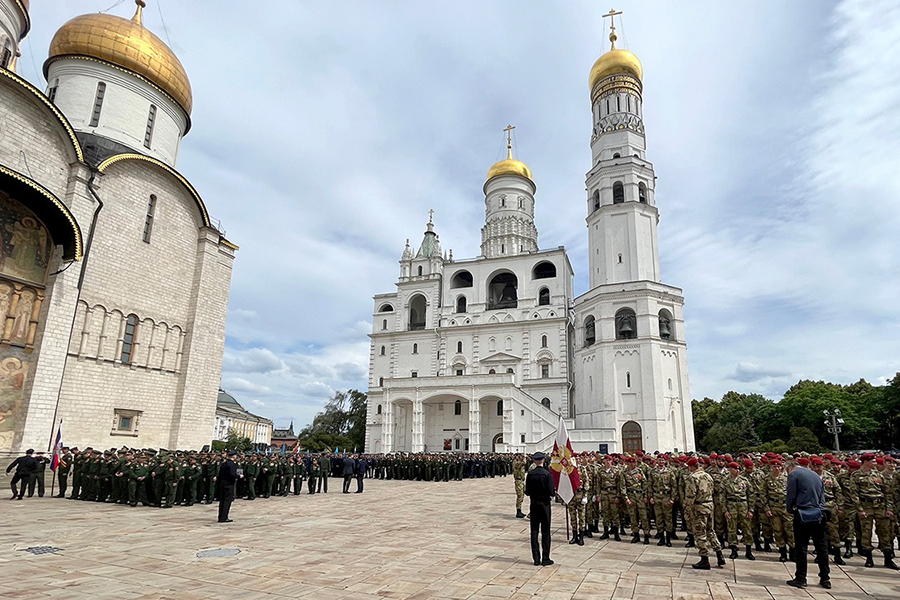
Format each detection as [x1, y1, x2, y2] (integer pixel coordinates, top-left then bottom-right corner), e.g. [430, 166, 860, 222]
[412, 391, 424, 452]
[501, 394, 514, 453]
[383, 392, 394, 452]
[468, 388, 481, 452]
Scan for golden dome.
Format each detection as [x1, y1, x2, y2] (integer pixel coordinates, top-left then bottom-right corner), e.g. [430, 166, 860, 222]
[589, 48, 642, 89]
[486, 139, 533, 185]
[45, 1, 192, 115]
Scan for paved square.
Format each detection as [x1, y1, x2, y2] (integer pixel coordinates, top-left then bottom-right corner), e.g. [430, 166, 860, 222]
[2, 476, 898, 600]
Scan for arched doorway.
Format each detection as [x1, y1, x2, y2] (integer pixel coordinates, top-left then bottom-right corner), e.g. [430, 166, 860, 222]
[622, 421, 642, 453]
[492, 433, 503, 452]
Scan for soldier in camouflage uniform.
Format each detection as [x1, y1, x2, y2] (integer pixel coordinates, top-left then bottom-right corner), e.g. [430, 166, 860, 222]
[623, 456, 651, 544]
[723, 461, 755, 560]
[597, 454, 622, 541]
[811, 456, 845, 565]
[567, 462, 587, 546]
[850, 454, 899, 569]
[744, 458, 769, 552]
[763, 459, 794, 562]
[513, 454, 527, 518]
[684, 457, 725, 569]
[650, 455, 675, 547]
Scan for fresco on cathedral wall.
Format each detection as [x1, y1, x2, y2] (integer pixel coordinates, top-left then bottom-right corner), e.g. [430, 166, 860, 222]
[0, 194, 52, 286]
[0, 350, 29, 452]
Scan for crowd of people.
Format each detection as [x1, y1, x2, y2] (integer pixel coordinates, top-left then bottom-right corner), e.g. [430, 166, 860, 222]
[6, 447, 513, 509]
[514, 449, 900, 585]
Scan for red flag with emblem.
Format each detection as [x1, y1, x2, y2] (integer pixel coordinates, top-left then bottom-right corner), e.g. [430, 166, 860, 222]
[548, 416, 579, 504]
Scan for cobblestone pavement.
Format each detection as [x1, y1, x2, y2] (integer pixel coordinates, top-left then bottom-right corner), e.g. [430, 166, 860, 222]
[1, 476, 898, 600]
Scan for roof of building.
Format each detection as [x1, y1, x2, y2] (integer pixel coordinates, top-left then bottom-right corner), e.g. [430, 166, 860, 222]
[216, 389, 272, 425]
[272, 422, 296, 439]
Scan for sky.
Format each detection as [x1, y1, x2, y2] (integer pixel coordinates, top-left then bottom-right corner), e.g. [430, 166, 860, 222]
[19, 0, 900, 430]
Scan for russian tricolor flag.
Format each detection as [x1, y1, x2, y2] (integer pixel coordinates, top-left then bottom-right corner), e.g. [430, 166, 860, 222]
[50, 422, 63, 472]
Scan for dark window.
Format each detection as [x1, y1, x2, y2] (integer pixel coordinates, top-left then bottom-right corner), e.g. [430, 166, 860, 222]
[119, 415, 133, 431]
[616, 308, 637, 339]
[377, 404, 382, 414]
[612, 152, 621, 158]
[1, 40, 10, 68]
[142, 194, 156, 243]
[379, 377, 384, 386]
[541, 334, 548, 348]
[541, 397, 551, 409]
[382, 319, 388, 330]
[454, 400, 462, 415]
[379, 304, 394, 312]
[408, 295, 426, 330]
[659, 309, 673, 340]
[456, 369, 463, 376]
[456, 296, 466, 313]
[489, 369, 496, 374]
[638, 182, 647, 203]
[412, 343, 418, 354]
[626, 372, 631, 388]
[380, 345, 385, 356]
[533, 262, 556, 279]
[411, 371, 418, 378]
[89, 82, 106, 127]
[613, 181, 625, 204]
[144, 105, 157, 148]
[506, 368, 514, 374]
[417, 265, 423, 276]
[521, 433, 526, 443]
[541, 364, 549, 379]
[584, 315, 596, 346]
[456, 438, 461, 450]
[48, 78, 59, 103]
[497, 400, 503, 416]
[456, 341, 463, 353]
[488, 272, 518, 310]
[451, 270, 473, 288]
[592, 190, 600, 211]
[538, 288, 550, 305]
[120, 315, 138, 364]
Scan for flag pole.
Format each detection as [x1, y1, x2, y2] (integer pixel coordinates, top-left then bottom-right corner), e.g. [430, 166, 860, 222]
[565, 502, 570, 541]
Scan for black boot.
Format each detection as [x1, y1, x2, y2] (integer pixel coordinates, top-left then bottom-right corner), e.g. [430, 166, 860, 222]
[745, 545, 755, 561]
[716, 550, 726, 567]
[754, 538, 763, 552]
[655, 530, 663, 539]
[631, 532, 640, 544]
[685, 534, 695, 548]
[884, 550, 900, 570]
[583, 528, 593, 538]
[764, 538, 772, 553]
[569, 534, 579, 545]
[666, 532, 672, 547]
[729, 545, 738, 560]
[591, 523, 600, 533]
[599, 525, 610, 540]
[864, 550, 874, 568]
[613, 526, 621, 542]
[832, 547, 845, 566]
[691, 556, 710, 570]
[670, 530, 680, 540]
[577, 533, 584, 546]
[657, 532, 666, 546]
[779, 547, 788, 562]
[643, 533, 650, 545]
[516, 509, 525, 518]
[843, 539, 853, 559]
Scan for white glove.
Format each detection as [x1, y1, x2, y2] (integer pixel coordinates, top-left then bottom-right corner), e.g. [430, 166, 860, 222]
[592, 495, 597, 503]
[582, 496, 588, 505]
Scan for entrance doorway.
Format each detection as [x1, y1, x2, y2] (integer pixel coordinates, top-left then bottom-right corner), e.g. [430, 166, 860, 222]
[622, 421, 642, 453]
[492, 433, 503, 452]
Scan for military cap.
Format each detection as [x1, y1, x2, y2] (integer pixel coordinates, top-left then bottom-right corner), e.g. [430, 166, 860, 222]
[723, 454, 733, 462]
[811, 456, 824, 465]
[860, 453, 875, 461]
[847, 459, 862, 468]
[686, 458, 699, 467]
[742, 459, 754, 468]
[531, 452, 546, 461]
[728, 461, 739, 469]
[798, 457, 810, 466]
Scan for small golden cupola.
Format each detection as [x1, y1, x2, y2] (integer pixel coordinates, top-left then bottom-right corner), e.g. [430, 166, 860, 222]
[588, 8, 643, 95]
[486, 124, 534, 185]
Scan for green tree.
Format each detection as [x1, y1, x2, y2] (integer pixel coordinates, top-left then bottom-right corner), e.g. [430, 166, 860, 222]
[211, 428, 252, 452]
[785, 426, 824, 454]
[691, 397, 720, 452]
[297, 389, 368, 452]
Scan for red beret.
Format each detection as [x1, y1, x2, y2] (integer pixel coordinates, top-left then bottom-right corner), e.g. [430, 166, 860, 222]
[703, 457, 711, 464]
[742, 459, 754, 468]
[771, 460, 783, 467]
[728, 462, 739, 469]
[686, 458, 699, 467]
[709, 453, 719, 459]
[861, 453, 875, 461]
[876, 457, 885, 465]
[724, 454, 733, 462]
[830, 460, 843, 466]
[798, 458, 810, 466]
[886, 457, 896, 463]
[811, 456, 824, 466]
[823, 454, 833, 460]
[847, 460, 861, 468]
[760, 457, 769, 464]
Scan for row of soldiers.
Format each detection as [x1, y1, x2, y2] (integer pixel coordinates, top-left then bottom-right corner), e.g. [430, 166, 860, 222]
[49, 447, 513, 508]
[513, 451, 900, 570]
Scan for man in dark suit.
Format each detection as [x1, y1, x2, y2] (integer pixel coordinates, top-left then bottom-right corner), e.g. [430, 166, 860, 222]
[785, 458, 830, 589]
[525, 452, 555, 566]
[355, 455, 368, 493]
[217, 452, 241, 523]
[6, 449, 38, 500]
[341, 455, 356, 493]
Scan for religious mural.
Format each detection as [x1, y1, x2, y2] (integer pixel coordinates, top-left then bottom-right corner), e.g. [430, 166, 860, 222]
[0, 352, 28, 451]
[0, 194, 52, 286]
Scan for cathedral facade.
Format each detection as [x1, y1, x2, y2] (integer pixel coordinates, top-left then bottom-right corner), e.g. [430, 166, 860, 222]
[0, 1, 235, 453]
[365, 21, 695, 454]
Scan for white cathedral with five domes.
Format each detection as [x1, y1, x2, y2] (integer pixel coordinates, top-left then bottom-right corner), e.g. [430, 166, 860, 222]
[365, 15, 696, 455]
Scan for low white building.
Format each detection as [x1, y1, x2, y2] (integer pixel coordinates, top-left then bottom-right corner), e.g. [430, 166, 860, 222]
[366, 17, 695, 454]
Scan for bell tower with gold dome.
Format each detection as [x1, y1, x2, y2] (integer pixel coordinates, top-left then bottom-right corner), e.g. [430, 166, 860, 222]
[43, 1, 191, 167]
[0, 0, 29, 69]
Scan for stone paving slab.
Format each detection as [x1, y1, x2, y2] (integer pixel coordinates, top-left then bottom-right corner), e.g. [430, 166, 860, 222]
[1, 476, 898, 599]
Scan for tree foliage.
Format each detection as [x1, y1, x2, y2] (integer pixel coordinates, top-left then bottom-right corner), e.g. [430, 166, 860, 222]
[297, 389, 367, 452]
[692, 373, 900, 453]
[211, 429, 253, 452]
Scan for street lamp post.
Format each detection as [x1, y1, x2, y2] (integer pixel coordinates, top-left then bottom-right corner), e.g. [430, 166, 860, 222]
[823, 409, 844, 452]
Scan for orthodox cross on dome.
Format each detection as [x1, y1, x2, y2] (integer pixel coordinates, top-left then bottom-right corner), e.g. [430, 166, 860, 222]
[428, 208, 434, 224]
[503, 124, 516, 158]
[603, 8, 623, 49]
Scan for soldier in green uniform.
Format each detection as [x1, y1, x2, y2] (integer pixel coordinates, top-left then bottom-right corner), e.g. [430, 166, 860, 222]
[318, 453, 331, 492]
[162, 455, 179, 508]
[56, 447, 73, 498]
[96, 451, 113, 502]
[623, 456, 651, 544]
[723, 461, 755, 560]
[836, 459, 856, 558]
[184, 456, 202, 506]
[650, 455, 676, 547]
[151, 451, 166, 506]
[513, 453, 527, 518]
[744, 458, 768, 552]
[567, 462, 588, 546]
[811, 456, 845, 565]
[244, 454, 260, 500]
[850, 453, 899, 569]
[597, 454, 622, 541]
[308, 458, 319, 493]
[70, 448, 85, 500]
[763, 459, 794, 562]
[685, 457, 725, 569]
[292, 456, 305, 494]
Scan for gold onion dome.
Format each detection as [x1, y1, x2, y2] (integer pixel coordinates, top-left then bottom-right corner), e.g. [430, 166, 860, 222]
[588, 17, 642, 90]
[486, 125, 533, 184]
[45, 1, 192, 115]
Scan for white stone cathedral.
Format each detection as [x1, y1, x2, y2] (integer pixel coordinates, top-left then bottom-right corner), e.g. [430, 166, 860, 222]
[0, 1, 235, 453]
[365, 18, 696, 454]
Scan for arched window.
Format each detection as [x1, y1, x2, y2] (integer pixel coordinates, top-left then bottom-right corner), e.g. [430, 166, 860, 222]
[489, 369, 496, 374]
[626, 372, 631, 388]
[612, 152, 621, 159]
[379, 304, 394, 312]
[456, 341, 463, 353]
[541, 334, 548, 348]
[412, 343, 418, 354]
[612, 181, 625, 204]
[584, 315, 596, 346]
[1, 39, 11, 68]
[377, 404, 382, 414]
[541, 397, 551, 409]
[615, 308, 637, 340]
[500, 196, 506, 207]
[505, 337, 513, 351]
[456, 296, 466, 313]
[533, 262, 556, 279]
[378, 377, 384, 386]
[120, 315, 138, 364]
[538, 288, 550, 306]
[658, 309, 674, 340]
[380, 345, 385, 356]
[382, 319, 388, 330]
[488, 272, 518, 309]
[497, 400, 504, 416]
[592, 189, 600, 212]
[638, 182, 647, 203]
[417, 265, 423, 276]
[489, 337, 496, 352]
[506, 368, 514, 374]
[451, 270, 473, 288]
[408, 294, 426, 330]
[454, 399, 462, 415]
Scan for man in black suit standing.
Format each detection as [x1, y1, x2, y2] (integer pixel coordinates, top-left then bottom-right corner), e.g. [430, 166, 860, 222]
[355, 455, 368, 493]
[525, 452, 555, 566]
[341, 454, 356, 493]
[217, 451, 241, 523]
[6, 449, 38, 500]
